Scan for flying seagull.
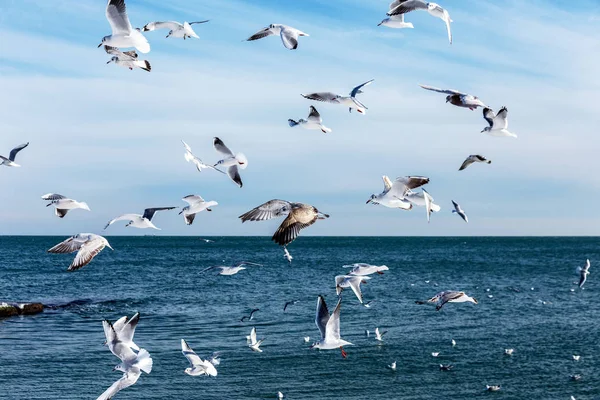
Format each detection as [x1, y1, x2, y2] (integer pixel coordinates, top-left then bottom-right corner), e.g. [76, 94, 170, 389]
[181, 339, 218, 377]
[201, 261, 262, 276]
[481, 107, 517, 138]
[387, 0, 452, 44]
[379, 1, 414, 28]
[459, 154, 491, 171]
[240, 308, 260, 322]
[48, 233, 113, 271]
[104, 207, 176, 230]
[419, 85, 486, 109]
[239, 200, 329, 246]
[246, 24, 309, 50]
[213, 137, 247, 188]
[104, 45, 150, 71]
[41, 193, 90, 218]
[0, 142, 29, 167]
[310, 295, 352, 358]
[99, 0, 150, 53]
[416, 290, 478, 311]
[179, 195, 217, 226]
[344, 263, 389, 276]
[374, 327, 388, 342]
[578, 259, 591, 288]
[451, 200, 468, 223]
[367, 175, 429, 210]
[248, 327, 265, 352]
[288, 106, 332, 133]
[335, 275, 371, 305]
[109, 313, 140, 351]
[283, 300, 299, 312]
[302, 79, 374, 114]
[182, 140, 224, 174]
[283, 247, 293, 264]
[142, 20, 209, 39]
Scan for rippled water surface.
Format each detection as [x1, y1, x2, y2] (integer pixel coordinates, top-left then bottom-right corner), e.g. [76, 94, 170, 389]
[1, 236, 599, 400]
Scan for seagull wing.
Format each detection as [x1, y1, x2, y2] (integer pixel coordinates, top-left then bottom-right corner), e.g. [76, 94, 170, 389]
[350, 79, 374, 98]
[142, 207, 176, 221]
[301, 92, 341, 104]
[423, 189, 432, 223]
[96, 369, 141, 400]
[459, 158, 473, 171]
[272, 207, 318, 246]
[68, 235, 108, 271]
[182, 194, 205, 205]
[315, 295, 330, 340]
[307, 106, 322, 123]
[189, 20, 210, 25]
[104, 214, 140, 229]
[280, 27, 299, 50]
[392, 176, 429, 196]
[41, 193, 67, 201]
[227, 165, 243, 188]
[246, 27, 275, 41]
[118, 313, 140, 348]
[47, 235, 85, 254]
[249, 327, 258, 344]
[213, 137, 234, 157]
[181, 339, 203, 367]
[348, 278, 364, 303]
[9, 142, 29, 161]
[106, 0, 132, 35]
[483, 108, 496, 127]
[389, 0, 409, 10]
[325, 299, 342, 341]
[492, 107, 509, 130]
[143, 21, 182, 31]
[239, 199, 293, 222]
[451, 200, 460, 212]
[387, 0, 428, 16]
[419, 84, 464, 96]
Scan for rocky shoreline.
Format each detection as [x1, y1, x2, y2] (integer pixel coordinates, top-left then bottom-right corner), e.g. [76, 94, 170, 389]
[0, 302, 44, 318]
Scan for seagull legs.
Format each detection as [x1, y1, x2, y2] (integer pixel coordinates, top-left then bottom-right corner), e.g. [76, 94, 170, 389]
[340, 347, 347, 358]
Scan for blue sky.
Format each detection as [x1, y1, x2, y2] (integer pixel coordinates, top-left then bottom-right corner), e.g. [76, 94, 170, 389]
[0, 0, 599, 236]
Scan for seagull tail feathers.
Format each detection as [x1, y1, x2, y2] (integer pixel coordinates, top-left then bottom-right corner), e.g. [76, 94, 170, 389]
[136, 349, 153, 374]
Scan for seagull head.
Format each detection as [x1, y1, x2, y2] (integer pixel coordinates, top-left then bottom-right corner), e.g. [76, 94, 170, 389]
[366, 194, 377, 204]
[481, 127, 491, 133]
[107, 56, 118, 64]
[445, 95, 452, 103]
[98, 36, 109, 48]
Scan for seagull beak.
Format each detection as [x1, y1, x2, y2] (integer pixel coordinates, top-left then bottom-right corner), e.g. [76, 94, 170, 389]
[366, 198, 372, 204]
[318, 212, 329, 219]
[106, 60, 111, 64]
[98, 43, 102, 48]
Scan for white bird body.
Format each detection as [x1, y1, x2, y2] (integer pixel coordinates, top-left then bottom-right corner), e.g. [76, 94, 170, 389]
[419, 85, 486, 109]
[482, 107, 517, 138]
[459, 154, 491, 171]
[417, 290, 478, 311]
[48, 233, 113, 271]
[573, 355, 580, 361]
[451, 200, 468, 223]
[345, 263, 389, 276]
[246, 24, 309, 50]
[180, 195, 218, 225]
[102, 320, 153, 375]
[379, 12, 414, 29]
[248, 327, 264, 352]
[387, 1, 452, 44]
[181, 339, 218, 377]
[42, 193, 90, 218]
[367, 175, 430, 210]
[104, 46, 150, 71]
[388, 361, 397, 370]
[105, 207, 175, 230]
[302, 80, 374, 114]
[213, 137, 247, 188]
[311, 296, 352, 357]
[99, 0, 150, 54]
[504, 348, 514, 355]
[203, 262, 261, 276]
[142, 20, 209, 39]
[335, 275, 370, 304]
[283, 247, 293, 264]
[288, 106, 332, 133]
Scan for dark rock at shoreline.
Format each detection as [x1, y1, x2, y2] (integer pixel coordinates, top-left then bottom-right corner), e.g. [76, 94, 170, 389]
[0, 302, 44, 318]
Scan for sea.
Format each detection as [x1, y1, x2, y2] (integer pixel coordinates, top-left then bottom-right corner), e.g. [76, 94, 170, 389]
[1, 236, 599, 400]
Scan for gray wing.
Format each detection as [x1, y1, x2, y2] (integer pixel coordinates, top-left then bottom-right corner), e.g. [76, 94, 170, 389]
[458, 158, 472, 171]
[307, 106, 322, 123]
[493, 107, 509, 130]
[387, 0, 428, 16]
[142, 21, 182, 31]
[394, 176, 430, 194]
[189, 20, 210, 25]
[451, 200, 460, 211]
[47, 236, 83, 254]
[389, 0, 409, 10]
[227, 165, 243, 188]
[68, 236, 108, 271]
[350, 79, 374, 97]
[280, 27, 299, 50]
[106, 0, 132, 35]
[419, 84, 464, 96]
[9, 142, 29, 161]
[119, 313, 139, 345]
[213, 137, 234, 157]
[301, 92, 341, 104]
[41, 193, 66, 201]
[315, 295, 330, 340]
[96, 369, 141, 400]
[325, 299, 342, 341]
[142, 207, 176, 221]
[483, 108, 496, 127]
[239, 199, 293, 222]
[247, 27, 275, 41]
[181, 339, 203, 367]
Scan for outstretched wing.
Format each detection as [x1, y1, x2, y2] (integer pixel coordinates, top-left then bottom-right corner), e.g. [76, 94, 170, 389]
[181, 339, 203, 367]
[246, 27, 275, 41]
[419, 84, 464, 96]
[213, 137, 234, 157]
[96, 369, 141, 400]
[41, 193, 67, 201]
[142, 207, 176, 221]
[301, 92, 341, 104]
[271, 208, 318, 246]
[227, 165, 243, 188]
[142, 21, 182, 31]
[325, 299, 342, 341]
[307, 106, 322, 123]
[239, 199, 293, 222]
[104, 214, 140, 229]
[9, 142, 29, 161]
[350, 79, 374, 98]
[68, 236, 108, 271]
[47, 236, 84, 254]
[280, 27, 299, 50]
[189, 20, 210, 25]
[458, 158, 473, 171]
[492, 107, 509, 130]
[483, 108, 496, 127]
[182, 194, 205, 205]
[106, 0, 132, 35]
[387, 0, 428, 16]
[315, 295, 330, 340]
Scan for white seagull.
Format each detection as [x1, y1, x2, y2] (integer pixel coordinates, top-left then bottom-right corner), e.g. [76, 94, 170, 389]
[335, 275, 371, 304]
[486, 385, 501, 392]
[374, 327, 387, 342]
[99, 0, 150, 53]
[379, 1, 414, 28]
[572, 355, 580, 361]
[213, 137, 247, 188]
[182, 140, 224, 174]
[404, 188, 441, 222]
[104, 45, 150, 72]
[578, 259, 591, 288]
[432, 352, 440, 357]
[388, 361, 397, 371]
[451, 200, 468, 223]
[367, 175, 430, 210]
[288, 106, 332, 133]
[451, 339, 456, 347]
[41, 193, 90, 218]
[202, 261, 262, 276]
[459, 154, 491, 171]
[278, 392, 284, 400]
[482, 107, 517, 138]
[302, 79, 374, 114]
[387, 0, 452, 44]
[181, 339, 218, 377]
[504, 348, 514, 355]
[110, 313, 140, 351]
[48, 233, 113, 271]
[104, 207, 176, 230]
[0, 142, 29, 167]
[142, 20, 209, 39]
[416, 290, 478, 311]
[345, 263, 389, 276]
[246, 24, 309, 50]
[283, 247, 293, 264]
[179, 195, 217, 225]
[419, 84, 486, 110]
[310, 295, 352, 358]
[248, 327, 265, 352]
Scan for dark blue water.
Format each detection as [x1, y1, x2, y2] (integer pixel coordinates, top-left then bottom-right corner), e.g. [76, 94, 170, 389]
[1, 236, 599, 399]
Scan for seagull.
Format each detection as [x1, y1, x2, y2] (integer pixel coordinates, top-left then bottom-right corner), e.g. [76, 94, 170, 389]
[335, 275, 370, 304]
[288, 106, 332, 133]
[104, 45, 150, 71]
[379, 1, 414, 28]
[213, 137, 247, 188]
[578, 259, 591, 288]
[481, 107, 517, 138]
[239, 200, 329, 246]
[504, 348, 514, 356]
[240, 308, 260, 322]
[415, 291, 478, 311]
[570, 374, 582, 381]
[202, 261, 262, 276]
[302, 79, 374, 114]
[283, 300, 299, 312]
[388, 361, 397, 371]
[99, 0, 150, 53]
[486, 385, 501, 392]
[374, 327, 387, 342]
[283, 247, 293, 264]
[48, 233, 113, 271]
[182, 140, 225, 174]
[304, 336, 310, 343]
[104, 207, 176, 230]
[439, 364, 453, 371]
[310, 295, 352, 358]
[200, 238, 214, 243]
[278, 392, 284, 400]
[0, 142, 29, 167]
[41, 193, 90, 218]
[459, 155, 491, 171]
[179, 195, 217, 225]
[246, 24, 309, 50]
[431, 352, 440, 357]
[248, 327, 265, 352]
[345, 263, 389, 276]
[451, 200, 468, 223]
[451, 339, 456, 347]
[142, 20, 209, 39]
[387, 0, 452, 44]
[419, 85, 486, 110]
[367, 175, 430, 210]
[108, 313, 140, 351]
[181, 339, 217, 377]
[102, 320, 153, 374]
[403, 189, 441, 222]
[573, 355, 580, 361]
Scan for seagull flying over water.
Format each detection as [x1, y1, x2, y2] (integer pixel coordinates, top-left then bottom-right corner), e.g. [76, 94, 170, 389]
[345, 263, 389, 276]
[387, 0, 452, 44]
[248, 327, 265, 352]
[179, 195, 217, 226]
[379, 1, 414, 28]
[302, 79, 374, 114]
[0, 142, 29, 167]
[246, 24, 309, 50]
[109, 313, 140, 351]
[99, 0, 150, 54]
[181, 339, 218, 377]
[374, 327, 387, 342]
[288, 106, 332, 133]
[578, 259, 591, 288]
[451, 200, 468, 223]
[105, 207, 176, 230]
[335, 275, 371, 305]
[419, 85, 486, 110]
[404, 188, 440, 222]
[41, 193, 90, 218]
[416, 290, 478, 311]
[504, 348, 514, 356]
[240, 308, 260, 322]
[142, 20, 209, 39]
[367, 175, 429, 210]
[311, 295, 352, 358]
[283, 300, 299, 312]
[239, 200, 329, 246]
[213, 137, 247, 188]
[388, 361, 397, 371]
[104, 45, 150, 71]
[459, 155, 491, 171]
[283, 247, 293, 264]
[48, 233, 113, 271]
[202, 261, 262, 276]
[481, 107, 517, 138]
[182, 140, 224, 174]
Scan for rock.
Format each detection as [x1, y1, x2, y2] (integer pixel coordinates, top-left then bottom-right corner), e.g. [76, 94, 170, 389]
[0, 302, 44, 318]
[0, 303, 19, 318]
